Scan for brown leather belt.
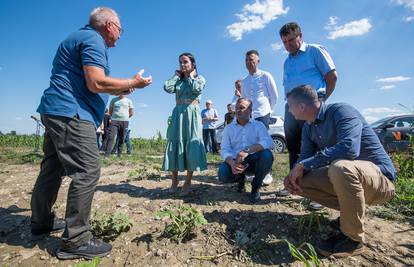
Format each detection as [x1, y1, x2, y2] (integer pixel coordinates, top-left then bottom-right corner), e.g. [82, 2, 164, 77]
[176, 99, 199, 105]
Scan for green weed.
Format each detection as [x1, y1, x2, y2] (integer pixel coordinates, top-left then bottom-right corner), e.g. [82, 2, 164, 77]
[74, 256, 101, 267]
[283, 239, 320, 267]
[157, 204, 207, 243]
[295, 210, 329, 241]
[90, 211, 133, 242]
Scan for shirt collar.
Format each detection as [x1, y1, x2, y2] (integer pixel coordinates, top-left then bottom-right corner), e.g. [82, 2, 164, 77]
[289, 41, 307, 58]
[235, 117, 254, 126]
[249, 69, 262, 77]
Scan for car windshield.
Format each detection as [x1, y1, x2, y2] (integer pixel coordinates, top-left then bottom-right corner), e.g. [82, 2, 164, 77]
[370, 117, 390, 128]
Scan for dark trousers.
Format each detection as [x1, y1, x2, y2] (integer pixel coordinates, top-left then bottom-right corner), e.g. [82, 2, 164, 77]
[113, 128, 132, 154]
[255, 113, 271, 129]
[203, 128, 218, 153]
[105, 120, 128, 156]
[284, 103, 305, 170]
[100, 128, 111, 152]
[218, 149, 273, 190]
[31, 115, 100, 246]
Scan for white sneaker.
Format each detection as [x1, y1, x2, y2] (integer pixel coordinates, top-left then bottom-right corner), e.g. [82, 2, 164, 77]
[275, 189, 290, 196]
[309, 201, 323, 210]
[262, 173, 273, 185]
[245, 175, 254, 182]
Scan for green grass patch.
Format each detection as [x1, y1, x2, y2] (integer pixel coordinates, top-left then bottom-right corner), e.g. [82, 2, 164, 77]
[157, 204, 207, 243]
[90, 211, 133, 242]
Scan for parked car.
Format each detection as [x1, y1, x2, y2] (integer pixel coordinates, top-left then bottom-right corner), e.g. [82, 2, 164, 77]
[370, 114, 414, 152]
[215, 116, 286, 153]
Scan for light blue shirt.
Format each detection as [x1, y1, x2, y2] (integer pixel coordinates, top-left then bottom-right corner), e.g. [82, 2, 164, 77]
[110, 97, 133, 121]
[220, 119, 273, 160]
[283, 42, 335, 98]
[201, 108, 219, 129]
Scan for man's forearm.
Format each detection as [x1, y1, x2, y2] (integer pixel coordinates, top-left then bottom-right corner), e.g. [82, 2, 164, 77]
[325, 70, 338, 99]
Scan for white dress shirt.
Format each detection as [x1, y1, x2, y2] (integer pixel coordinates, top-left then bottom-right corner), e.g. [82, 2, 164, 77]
[241, 69, 278, 119]
[220, 119, 273, 160]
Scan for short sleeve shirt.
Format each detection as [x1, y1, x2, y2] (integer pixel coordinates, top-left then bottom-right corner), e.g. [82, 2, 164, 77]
[37, 25, 110, 127]
[283, 42, 335, 98]
[110, 97, 134, 121]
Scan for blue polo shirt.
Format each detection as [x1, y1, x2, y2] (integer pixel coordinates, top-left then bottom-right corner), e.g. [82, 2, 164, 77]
[299, 102, 396, 181]
[37, 25, 110, 127]
[283, 42, 335, 98]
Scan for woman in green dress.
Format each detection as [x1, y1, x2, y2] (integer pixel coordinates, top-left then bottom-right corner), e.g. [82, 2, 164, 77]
[162, 53, 207, 195]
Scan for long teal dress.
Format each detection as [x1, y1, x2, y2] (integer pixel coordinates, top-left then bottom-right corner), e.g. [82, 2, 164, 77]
[162, 74, 207, 172]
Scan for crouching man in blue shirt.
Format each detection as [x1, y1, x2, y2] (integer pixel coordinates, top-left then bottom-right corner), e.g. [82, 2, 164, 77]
[284, 85, 396, 258]
[218, 98, 274, 203]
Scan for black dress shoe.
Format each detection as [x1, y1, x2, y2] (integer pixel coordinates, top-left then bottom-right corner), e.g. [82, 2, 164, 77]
[316, 232, 364, 258]
[236, 175, 245, 193]
[57, 237, 112, 260]
[329, 217, 340, 230]
[31, 217, 66, 240]
[249, 189, 261, 203]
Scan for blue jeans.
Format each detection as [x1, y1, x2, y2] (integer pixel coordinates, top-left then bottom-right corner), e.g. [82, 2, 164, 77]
[218, 149, 273, 190]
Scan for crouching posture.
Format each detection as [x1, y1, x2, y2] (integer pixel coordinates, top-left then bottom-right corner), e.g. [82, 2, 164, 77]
[284, 85, 396, 257]
[218, 98, 274, 203]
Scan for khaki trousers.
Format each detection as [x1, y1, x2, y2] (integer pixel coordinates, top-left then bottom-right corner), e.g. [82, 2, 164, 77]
[299, 160, 395, 242]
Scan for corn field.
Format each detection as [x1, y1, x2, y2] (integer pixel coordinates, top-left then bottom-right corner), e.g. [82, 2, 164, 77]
[0, 134, 166, 153]
[0, 135, 41, 147]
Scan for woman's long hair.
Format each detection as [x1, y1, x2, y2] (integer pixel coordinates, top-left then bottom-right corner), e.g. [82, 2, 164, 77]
[179, 52, 197, 78]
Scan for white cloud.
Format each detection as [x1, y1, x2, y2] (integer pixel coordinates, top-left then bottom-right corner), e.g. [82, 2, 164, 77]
[392, 0, 414, 12]
[362, 107, 404, 123]
[226, 0, 289, 41]
[15, 117, 22, 121]
[137, 103, 148, 108]
[326, 18, 372, 40]
[376, 76, 411, 83]
[326, 16, 339, 28]
[380, 85, 396, 90]
[403, 15, 414, 21]
[362, 107, 402, 115]
[271, 42, 283, 52]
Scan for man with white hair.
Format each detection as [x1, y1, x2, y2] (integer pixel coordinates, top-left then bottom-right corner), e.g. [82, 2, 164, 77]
[201, 99, 219, 153]
[31, 7, 152, 260]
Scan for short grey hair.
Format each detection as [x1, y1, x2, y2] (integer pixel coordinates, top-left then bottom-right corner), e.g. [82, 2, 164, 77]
[89, 7, 119, 29]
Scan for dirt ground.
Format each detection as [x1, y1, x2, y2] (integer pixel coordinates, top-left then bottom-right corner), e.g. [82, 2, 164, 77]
[1, 160, 413, 267]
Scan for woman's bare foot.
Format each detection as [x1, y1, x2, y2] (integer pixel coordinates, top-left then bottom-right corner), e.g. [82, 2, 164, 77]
[169, 178, 179, 194]
[180, 182, 191, 196]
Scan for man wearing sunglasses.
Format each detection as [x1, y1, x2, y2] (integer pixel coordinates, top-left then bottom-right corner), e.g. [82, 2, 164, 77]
[31, 7, 152, 260]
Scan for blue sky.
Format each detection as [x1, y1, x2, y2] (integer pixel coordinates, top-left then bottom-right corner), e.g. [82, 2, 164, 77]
[1, 0, 413, 137]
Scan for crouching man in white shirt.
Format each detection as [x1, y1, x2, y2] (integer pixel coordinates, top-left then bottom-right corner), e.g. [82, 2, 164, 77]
[218, 98, 274, 203]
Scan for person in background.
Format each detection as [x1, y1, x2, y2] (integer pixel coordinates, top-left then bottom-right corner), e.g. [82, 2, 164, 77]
[96, 122, 104, 148]
[224, 103, 235, 126]
[31, 7, 152, 260]
[230, 79, 242, 110]
[284, 85, 395, 257]
[104, 94, 134, 157]
[112, 118, 133, 155]
[162, 52, 207, 196]
[100, 108, 112, 152]
[201, 99, 219, 153]
[241, 50, 278, 185]
[218, 98, 274, 203]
